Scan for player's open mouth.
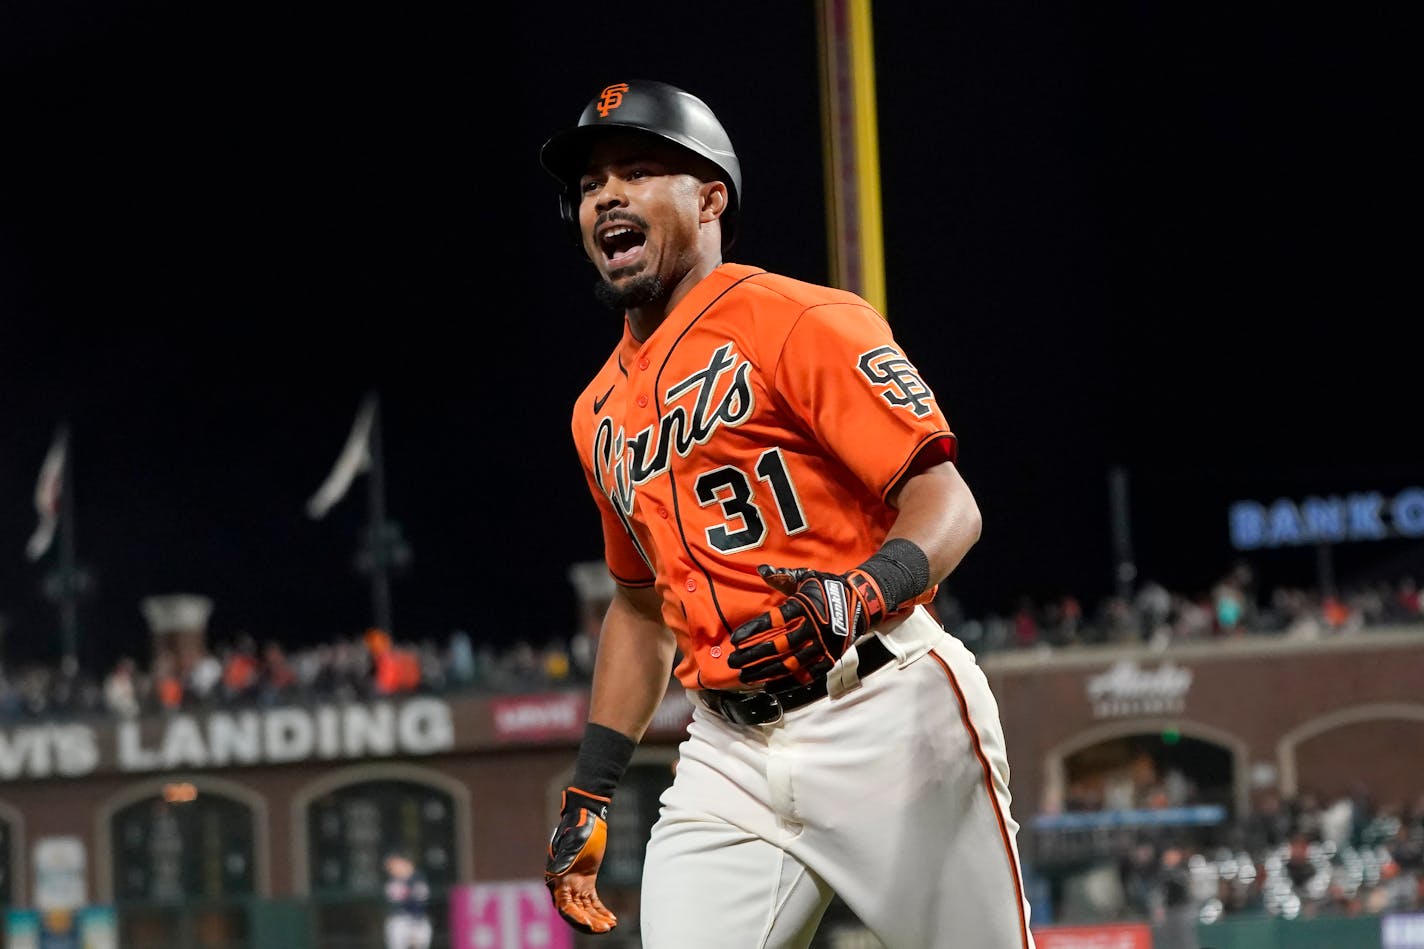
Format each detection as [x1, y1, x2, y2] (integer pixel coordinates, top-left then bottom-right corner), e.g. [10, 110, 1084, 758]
[599, 225, 646, 267]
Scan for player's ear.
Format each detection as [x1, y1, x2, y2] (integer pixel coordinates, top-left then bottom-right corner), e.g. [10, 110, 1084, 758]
[699, 180, 729, 225]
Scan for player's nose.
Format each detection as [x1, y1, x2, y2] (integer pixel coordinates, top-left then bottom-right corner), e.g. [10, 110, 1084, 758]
[592, 176, 629, 213]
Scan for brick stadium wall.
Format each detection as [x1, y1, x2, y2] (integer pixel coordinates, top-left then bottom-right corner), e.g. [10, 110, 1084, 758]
[2, 631, 1420, 903]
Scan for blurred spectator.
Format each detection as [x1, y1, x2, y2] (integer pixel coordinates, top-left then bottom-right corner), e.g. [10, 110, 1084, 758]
[332, 637, 371, 699]
[1284, 831, 1317, 890]
[417, 639, 447, 693]
[1321, 593, 1361, 633]
[367, 629, 421, 696]
[1241, 788, 1293, 852]
[103, 656, 141, 718]
[293, 643, 329, 698]
[261, 640, 299, 704]
[504, 640, 541, 687]
[1099, 595, 1138, 644]
[1172, 594, 1214, 641]
[222, 634, 262, 704]
[982, 613, 1012, 652]
[930, 588, 966, 635]
[1012, 597, 1041, 649]
[447, 630, 476, 687]
[152, 653, 184, 713]
[1120, 841, 1159, 917]
[1319, 795, 1356, 848]
[186, 649, 223, 705]
[1212, 576, 1247, 637]
[1134, 580, 1173, 641]
[1046, 595, 1084, 647]
[956, 617, 987, 655]
[1150, 844, 1198, 949]
[541, 640, 571, 683]
[1394, 577, 1422, 621]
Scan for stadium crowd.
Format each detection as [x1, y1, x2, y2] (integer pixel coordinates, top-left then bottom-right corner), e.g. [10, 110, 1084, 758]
[0, 564, 1420, 721]
[1040, 744, 1424, 927]
[1105, 783, 1424, 929]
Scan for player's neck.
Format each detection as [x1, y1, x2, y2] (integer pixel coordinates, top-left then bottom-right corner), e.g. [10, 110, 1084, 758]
[626, 256, 721, 342]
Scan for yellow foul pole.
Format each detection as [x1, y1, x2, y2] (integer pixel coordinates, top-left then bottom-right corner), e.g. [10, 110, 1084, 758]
[817, 0, 887, 316]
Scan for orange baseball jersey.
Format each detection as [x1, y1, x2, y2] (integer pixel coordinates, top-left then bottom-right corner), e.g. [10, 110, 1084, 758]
[572, 263, 958, 691]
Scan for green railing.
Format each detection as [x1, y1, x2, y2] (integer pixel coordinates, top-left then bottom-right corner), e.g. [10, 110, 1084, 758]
[1195, 912, 1392, 949]
[108, 893, 452, 949]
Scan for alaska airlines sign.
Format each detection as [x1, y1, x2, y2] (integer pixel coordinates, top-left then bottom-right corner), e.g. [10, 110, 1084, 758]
[0, 697, 454, 781]
[1087, 660, 1193, 718]
[1229, 488, 1424, 551]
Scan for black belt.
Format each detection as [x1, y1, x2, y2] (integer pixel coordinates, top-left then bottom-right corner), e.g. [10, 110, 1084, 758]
[700, 635, 895, 727]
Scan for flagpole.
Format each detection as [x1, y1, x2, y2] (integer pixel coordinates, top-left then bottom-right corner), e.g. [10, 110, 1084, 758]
[366, 393, 394, 635]
[58, 429, 79, 665]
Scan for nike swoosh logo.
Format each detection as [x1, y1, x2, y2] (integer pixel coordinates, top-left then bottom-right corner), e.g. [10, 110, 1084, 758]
[592, 385, 614, 413]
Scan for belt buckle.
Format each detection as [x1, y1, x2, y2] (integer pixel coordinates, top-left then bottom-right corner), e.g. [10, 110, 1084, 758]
[740, 691, 783, 727]
[709, 689, 783, 727]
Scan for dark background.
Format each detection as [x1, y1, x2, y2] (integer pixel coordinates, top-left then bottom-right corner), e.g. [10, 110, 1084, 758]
[0, 2, 1415, 675]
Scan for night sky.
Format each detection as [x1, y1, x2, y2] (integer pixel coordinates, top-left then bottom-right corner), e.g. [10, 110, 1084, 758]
[1, 2, 1415, 675]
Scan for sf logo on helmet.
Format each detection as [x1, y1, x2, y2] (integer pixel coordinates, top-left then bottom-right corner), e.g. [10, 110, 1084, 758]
[597, 83, 630, 117]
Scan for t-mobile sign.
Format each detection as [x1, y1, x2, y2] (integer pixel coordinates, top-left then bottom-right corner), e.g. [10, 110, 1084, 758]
[449, 881, 571, 949]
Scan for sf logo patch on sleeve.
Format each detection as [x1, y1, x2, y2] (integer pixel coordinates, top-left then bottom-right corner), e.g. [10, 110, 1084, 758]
[857, 346, 936, 417]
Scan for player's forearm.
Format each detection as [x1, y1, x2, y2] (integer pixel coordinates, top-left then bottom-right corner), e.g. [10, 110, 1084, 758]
[885, 460, 982, 585]
[587, 586, 678, 742]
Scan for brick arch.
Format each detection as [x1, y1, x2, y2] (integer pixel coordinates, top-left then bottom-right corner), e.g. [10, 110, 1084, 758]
[1277, 702, 1424, 799]
[1041, 717, 1252, 816]
[288, 761, 472, 895]
[91, 774, 269, 901]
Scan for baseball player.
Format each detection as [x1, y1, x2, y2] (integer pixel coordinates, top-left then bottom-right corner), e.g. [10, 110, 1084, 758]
[540, 79, 1035, 948]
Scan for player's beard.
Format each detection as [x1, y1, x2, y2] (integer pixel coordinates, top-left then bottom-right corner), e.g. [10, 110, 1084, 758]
[594, 271, 666, 311]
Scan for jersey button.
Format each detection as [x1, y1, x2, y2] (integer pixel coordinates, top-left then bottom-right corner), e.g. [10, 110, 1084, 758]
[638, 357, 650, 370]
[657, 506, 669, 519]
[709, 646, 722, 658]
[636, 394, 649, 408]
[685, 578, 697, 592]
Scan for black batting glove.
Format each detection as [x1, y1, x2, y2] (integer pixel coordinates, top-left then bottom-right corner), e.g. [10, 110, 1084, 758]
[727, 564, 890, 688]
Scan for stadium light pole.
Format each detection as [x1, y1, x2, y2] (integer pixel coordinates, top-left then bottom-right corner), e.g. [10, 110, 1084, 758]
[1109, 465, 1137, 602]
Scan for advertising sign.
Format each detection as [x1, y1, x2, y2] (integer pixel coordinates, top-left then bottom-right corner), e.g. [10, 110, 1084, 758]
[5, 909, 40, 949]
[1, 906, 111, 949]
[449, 880, 572, 949]
[1032, 922, 1152, 949]
[1384, 912, 1424, 949]
[32, 837, 85, 912]
[78, 905, 117, 949]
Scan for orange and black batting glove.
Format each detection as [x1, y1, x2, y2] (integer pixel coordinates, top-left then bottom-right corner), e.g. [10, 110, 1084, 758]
[728, 538, 932, 688]
[545, 786, 617, 934]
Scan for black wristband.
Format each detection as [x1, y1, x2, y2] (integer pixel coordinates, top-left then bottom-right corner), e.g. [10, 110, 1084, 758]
[856, 538, 931, 611]
[570, 722, 637, 800]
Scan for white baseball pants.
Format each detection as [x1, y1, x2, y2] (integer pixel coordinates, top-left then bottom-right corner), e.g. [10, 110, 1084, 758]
[639, 607, 1035, 948]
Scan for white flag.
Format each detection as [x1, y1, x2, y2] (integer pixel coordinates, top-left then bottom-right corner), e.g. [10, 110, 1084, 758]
[306, 394, 377, 519]
[26, 425, 69, 561]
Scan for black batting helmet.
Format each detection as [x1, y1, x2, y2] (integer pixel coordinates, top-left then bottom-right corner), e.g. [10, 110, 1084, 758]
[539, 80, 742, 252]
